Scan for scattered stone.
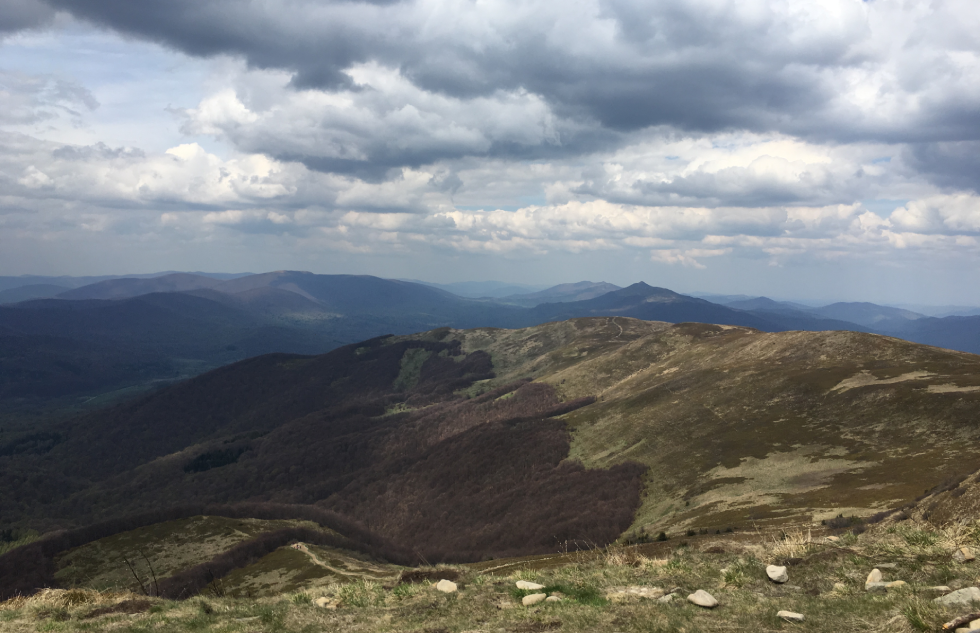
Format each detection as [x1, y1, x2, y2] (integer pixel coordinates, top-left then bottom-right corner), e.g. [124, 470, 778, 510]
[314, 597, 339, 609]
[865, 582, 888, 593]
[657, 593, 676, 604]
[875, 563, 898, 569]
[545, 596, 561, 603]
[885, 580, 909, 590]
[826, 536, 840, 542]
[522, 593, 547, 606]
[866, 568, 882, 585]
[687, 589, 718, 608]
[516, 581, 545, 591]
[549, 592, 565, 599]
[766, 565, 789, 583]
[923, 586, 952, 595]
[971, 618, 980, 629]
[777, 610, 805, 623]
[436, 579, 458, 593]
[606, 586, 667, 602]
[935, 587, 980, 606]
[955, 547, 977, 563]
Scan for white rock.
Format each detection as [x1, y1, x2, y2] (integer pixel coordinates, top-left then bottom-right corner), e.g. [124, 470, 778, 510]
[436, 579, 458, 593]
[777, 610, 805, 622]
[314, 597, 339, 609]
[971, 618, 980, 629]
[687, 589, 718, 608]
[766, 565, 788, 583]
[522, 593, 547, 606]
[516, 581, 545, 590]
[826, 535, 840, 542]
[885, 580, 908, 590]
[545, 596, 561, 602]
[935, 587, 980, 606]
[955, 547, 977, 563]
[866, 568, 882, 585]
[865, 582, 888, 593]
[657, 593, 676, 604]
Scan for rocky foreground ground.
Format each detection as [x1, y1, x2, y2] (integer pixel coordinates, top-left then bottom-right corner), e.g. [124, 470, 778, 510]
[4, 518, 980, 633]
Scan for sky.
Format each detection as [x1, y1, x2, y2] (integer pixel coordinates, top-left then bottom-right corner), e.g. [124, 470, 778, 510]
[0, 0, 978, 304]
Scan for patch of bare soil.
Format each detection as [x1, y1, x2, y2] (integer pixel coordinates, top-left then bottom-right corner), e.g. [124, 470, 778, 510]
[81, 599, 152, 619]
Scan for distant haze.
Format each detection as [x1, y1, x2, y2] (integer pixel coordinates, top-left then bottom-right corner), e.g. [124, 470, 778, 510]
[0, 1, 978, 304]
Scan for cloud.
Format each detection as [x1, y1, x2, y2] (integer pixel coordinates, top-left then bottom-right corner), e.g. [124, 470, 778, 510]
[0, 0, 54, 35]
[36, 0, 980, 147]
[1, 2, 979, 300]
[0, 69, 98, 126]
[176, 63, 579, 178]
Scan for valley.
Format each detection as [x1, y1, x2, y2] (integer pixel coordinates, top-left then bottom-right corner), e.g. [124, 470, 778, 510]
[3, 278, 980, 632]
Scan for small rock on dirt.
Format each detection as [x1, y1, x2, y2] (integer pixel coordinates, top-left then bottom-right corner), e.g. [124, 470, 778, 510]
[545, 596, 561, 602]
[777, 610, 805, 622]
[436, 580, 458, 593]
[766, 565, 788, 583]
[885, 580, 908, 590]
[826, 536, 840, 542]
[687, 589, 718, 608]
[935, 587, 980, 606]
[923, 585, 951, 595]
[865, 582, 888, 593]
[516, 581, 545, 590]
[522, 593, 547, 606]
[314, 597, 339, 609]
[866, 568, 882, 584]
[954, 547, 976, 563]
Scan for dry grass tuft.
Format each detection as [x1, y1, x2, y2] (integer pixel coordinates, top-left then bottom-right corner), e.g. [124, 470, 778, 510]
[0, 588, 133, 612]
[766, 528, 814, 560]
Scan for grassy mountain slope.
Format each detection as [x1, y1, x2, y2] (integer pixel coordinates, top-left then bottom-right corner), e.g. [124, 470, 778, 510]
[0, 331, 644, 563]
[434, 318, 980, 534]
[5, 317, 980, 558]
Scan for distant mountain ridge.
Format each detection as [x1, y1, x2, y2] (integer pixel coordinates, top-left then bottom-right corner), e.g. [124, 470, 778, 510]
[56, 273, 223, 300]
[496, 281, 622, 307]
[5, 271, 980, 408]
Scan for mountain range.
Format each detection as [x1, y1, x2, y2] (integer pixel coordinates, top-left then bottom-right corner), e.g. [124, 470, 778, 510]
[3, 317, 979, 564]
[2, 271, 979, 410]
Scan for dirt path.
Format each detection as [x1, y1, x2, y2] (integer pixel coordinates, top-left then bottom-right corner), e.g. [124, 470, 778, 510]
[290, 543, 395, 580]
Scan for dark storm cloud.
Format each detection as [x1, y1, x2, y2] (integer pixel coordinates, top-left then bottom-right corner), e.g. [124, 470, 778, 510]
[0, 0, 54, 34]
[15, 0, 980, 199]
[35, 0, 863, 136]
